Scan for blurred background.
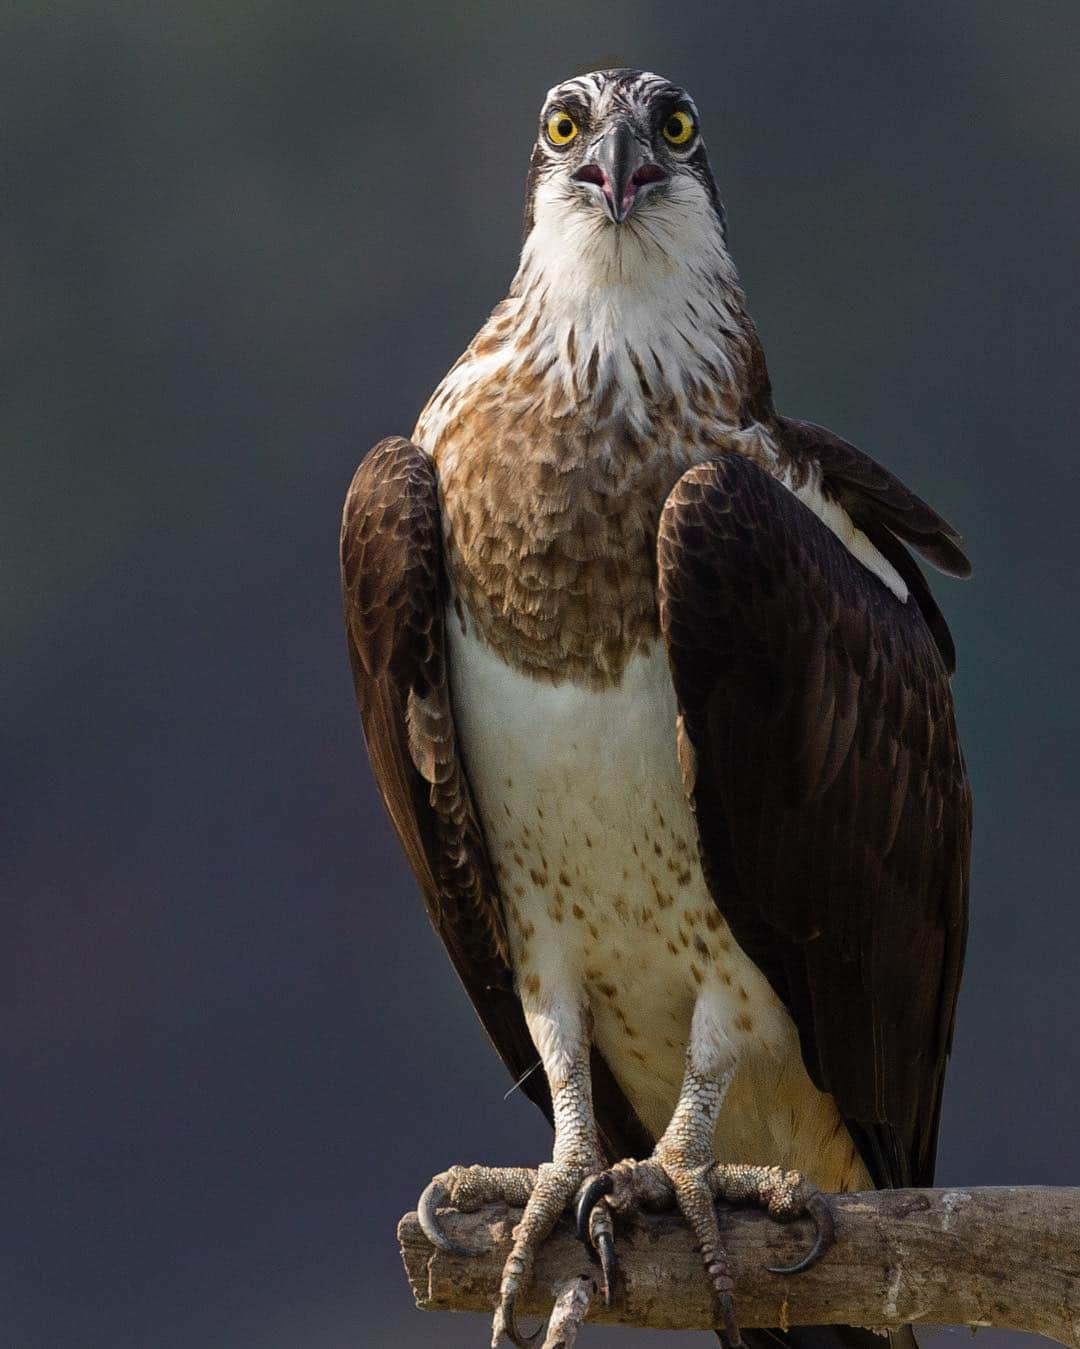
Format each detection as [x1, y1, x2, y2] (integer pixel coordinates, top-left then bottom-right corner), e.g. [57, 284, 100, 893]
[5, 1, 1078, 1345]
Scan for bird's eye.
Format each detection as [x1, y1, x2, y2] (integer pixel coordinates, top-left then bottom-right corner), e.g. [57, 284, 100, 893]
[546, 111, 578, 146]
[662, 110, 695, 146]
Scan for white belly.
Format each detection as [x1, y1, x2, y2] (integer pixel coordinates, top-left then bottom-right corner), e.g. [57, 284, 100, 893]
[447, 618, 868, 1187]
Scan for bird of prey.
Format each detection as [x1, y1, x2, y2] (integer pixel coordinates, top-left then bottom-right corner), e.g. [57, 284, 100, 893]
[341, 69, 970, 1349]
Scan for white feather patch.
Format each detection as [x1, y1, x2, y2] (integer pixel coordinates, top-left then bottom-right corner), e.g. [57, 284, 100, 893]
[791, 468, 909, 602]
[445, 622, 869, 1192]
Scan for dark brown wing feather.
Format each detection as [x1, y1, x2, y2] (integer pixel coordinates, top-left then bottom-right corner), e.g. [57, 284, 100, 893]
[658, 450, 970, 1189]
[781, 415, 970, 676]
[341, 437, 651, 1161]
[780, 416, 972, 580]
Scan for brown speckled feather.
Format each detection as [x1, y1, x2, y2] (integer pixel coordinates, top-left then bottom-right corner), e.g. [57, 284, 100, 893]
[658, 450, 971, 1190]
[341, 436, 651, 1160]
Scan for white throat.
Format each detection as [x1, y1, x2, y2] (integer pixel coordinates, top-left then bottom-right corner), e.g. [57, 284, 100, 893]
[508, 173, 748, 433]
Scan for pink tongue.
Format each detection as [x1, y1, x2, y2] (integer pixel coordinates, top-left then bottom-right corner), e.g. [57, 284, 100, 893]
[624, 164, 666, 207]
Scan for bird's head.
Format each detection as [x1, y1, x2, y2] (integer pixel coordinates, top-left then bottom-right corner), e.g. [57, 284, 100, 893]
[521, 69, 727, 286]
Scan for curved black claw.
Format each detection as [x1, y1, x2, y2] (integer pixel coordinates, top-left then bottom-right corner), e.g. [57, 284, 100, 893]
[764, 1192, 836, 1276]
[417, 1177, 482, 1257]
[494, 1302, 545, 1348]
[575, 1172, 613, 1242]
[594, 1227, 617, 1306]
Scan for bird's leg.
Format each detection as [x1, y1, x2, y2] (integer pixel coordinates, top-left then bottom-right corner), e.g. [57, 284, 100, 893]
[416, 991, 604, 1348]
[578, 997, 744, 1341]
[575, 995, 834, 1346]
[490, 1041, 604, 1347]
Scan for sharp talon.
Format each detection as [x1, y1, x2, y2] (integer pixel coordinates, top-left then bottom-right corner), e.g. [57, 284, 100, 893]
[575, 1172, 613, 1242]
[580, 1181, 618, 1303]
[495, 1304, 545, 1348]
[417, 1177, 480, 1256]
[764, 1191, 835, 1275]
[595, 1228, 617, 1305]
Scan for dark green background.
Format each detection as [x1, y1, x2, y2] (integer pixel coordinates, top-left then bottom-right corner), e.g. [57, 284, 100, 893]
[6, 2, 1077, 1345]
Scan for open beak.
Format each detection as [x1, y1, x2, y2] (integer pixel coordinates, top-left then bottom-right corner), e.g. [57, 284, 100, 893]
[572, 119, 667, 223]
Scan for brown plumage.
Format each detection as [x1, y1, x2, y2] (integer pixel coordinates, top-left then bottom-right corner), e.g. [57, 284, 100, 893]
[341, 437, 653, 1163]
[420, 278, 776, 688]
[341, 67, 972, 1349]
[658, 448, 971, 1189]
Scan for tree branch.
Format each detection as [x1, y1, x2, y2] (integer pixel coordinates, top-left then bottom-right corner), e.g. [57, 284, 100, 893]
[398, 1186, 1080, 1345]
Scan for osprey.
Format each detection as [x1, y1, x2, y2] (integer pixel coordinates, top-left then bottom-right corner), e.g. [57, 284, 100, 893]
[341, 70, 970, 1348]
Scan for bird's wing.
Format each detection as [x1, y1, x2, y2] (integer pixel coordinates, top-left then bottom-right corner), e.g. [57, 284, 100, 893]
[781, 417, 972, 580]
[341, 437, 651, 1160]
[657, 446, 971, 1189]
[781, 415, 971, 675]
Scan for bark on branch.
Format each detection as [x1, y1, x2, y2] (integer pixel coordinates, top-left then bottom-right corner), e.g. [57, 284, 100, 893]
[398, 1186, 1080, 1345]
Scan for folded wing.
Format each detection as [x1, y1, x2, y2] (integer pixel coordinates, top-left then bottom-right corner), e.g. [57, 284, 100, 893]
[658, 448, 971, 1189]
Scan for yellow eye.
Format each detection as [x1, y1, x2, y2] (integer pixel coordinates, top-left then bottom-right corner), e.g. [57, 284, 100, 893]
[546, 111, 578, 146]
[662, 109, 695, 146]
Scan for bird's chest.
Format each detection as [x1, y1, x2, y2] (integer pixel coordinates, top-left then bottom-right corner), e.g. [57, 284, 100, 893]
[433, 418, 712, 688]
[446, 625, 788, 1139]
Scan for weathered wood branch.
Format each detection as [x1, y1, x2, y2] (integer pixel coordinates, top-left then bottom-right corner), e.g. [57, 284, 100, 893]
[398, 1187, 1080, 1345]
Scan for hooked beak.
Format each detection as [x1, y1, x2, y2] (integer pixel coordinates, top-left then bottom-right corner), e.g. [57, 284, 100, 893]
[572, 119, 667, 223]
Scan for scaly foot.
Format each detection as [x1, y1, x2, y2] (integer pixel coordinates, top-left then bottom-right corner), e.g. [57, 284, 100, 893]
[418, 1163, 538, 1255]
[417, 1159, 606, 1347]
[576, 1160, 835, 1346]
